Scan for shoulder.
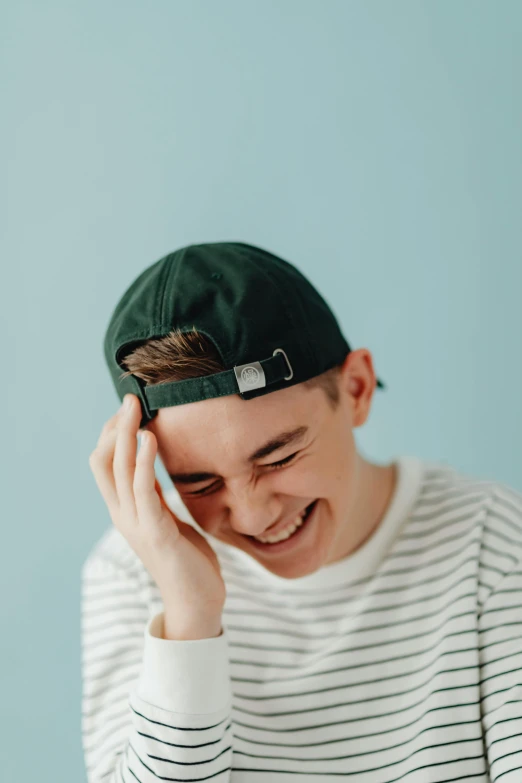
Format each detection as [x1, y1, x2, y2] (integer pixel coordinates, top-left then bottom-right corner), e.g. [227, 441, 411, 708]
[414, 459, 499, 532]
[420, 458, 502, 498]
[423, 461, 522, 593]
[416, 457, 522, 549]
[482, 479, 522, 568]
[419, 458, 521, 521]
[486, 480, 522, 539]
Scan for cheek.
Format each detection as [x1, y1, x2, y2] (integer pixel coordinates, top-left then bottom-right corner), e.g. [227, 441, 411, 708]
[176, 498, 218, 537]
[178, 496, 207, 520]
[302, 448, 355, 507]
[269, 460, 336, 498]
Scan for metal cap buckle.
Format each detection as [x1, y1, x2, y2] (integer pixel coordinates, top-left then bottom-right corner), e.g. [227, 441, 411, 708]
[273, 348, 293, 381]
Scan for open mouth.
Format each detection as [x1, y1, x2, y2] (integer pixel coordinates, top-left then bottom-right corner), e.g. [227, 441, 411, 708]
[247, 499, 319, 553]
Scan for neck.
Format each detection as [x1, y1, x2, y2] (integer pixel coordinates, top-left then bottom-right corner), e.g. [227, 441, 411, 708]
[328, 453, 398, 564]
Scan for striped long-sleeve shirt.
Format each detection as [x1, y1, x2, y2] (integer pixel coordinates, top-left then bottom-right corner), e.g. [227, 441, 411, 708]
[81, 454, 522, 782]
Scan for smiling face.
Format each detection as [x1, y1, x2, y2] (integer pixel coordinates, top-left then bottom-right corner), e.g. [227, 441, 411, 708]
[144, 349, 385, 579]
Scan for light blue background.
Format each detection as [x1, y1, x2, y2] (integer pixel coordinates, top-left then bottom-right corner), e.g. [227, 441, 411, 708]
[2, 1, 521, 780]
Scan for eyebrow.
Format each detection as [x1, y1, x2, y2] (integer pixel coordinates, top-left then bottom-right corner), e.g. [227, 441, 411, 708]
[168, 425, 310, 484]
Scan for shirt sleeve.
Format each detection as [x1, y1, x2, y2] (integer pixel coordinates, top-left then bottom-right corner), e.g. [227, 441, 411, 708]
[478, 485, 522, 782]
[81, 551, 234, 782]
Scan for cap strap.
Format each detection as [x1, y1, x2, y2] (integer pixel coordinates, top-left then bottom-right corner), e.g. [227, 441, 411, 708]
[143, 349, 292, 411]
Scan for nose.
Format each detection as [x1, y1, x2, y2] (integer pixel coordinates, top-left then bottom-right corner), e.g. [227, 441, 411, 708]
[224, 480, 281, 537]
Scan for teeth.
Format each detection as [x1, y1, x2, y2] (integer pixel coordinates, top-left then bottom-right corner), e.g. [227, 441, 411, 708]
[254, 508, 308, 544]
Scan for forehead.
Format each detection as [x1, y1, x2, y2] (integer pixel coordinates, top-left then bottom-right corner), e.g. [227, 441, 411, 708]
[147, 381, 325, 464]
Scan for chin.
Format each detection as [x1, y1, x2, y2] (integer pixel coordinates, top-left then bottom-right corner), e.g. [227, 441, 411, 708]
[260, 553, 324, 579]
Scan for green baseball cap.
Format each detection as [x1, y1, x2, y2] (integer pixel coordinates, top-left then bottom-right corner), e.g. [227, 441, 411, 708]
[103, 241, 386, 429]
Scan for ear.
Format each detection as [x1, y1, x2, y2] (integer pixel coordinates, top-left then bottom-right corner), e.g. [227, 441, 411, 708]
[338, 348, 377, 428]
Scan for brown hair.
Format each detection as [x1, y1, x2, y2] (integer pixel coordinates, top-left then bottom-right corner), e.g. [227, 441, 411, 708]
[119, 327, 343, 410]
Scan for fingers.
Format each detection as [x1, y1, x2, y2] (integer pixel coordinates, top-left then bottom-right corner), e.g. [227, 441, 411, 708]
[113, 395, 141, 523]
[89, 394, 167, 534]
[88, 412, 121, 513]
[133, 428, 165, 527]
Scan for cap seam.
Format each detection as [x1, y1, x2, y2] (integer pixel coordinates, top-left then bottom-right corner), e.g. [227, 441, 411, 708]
[240, 247, 311, 368]
[161, 248, 184, 324]
[254, 251, 317, 369]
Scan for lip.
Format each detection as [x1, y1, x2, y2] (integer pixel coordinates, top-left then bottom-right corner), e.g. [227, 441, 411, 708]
[248, 499, 319, 553]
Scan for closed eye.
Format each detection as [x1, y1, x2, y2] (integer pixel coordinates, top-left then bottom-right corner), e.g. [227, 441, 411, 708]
[184, 452, 300, 497]
[267, 451, 299, 470]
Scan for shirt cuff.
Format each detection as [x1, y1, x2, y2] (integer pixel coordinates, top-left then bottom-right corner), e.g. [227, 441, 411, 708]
[136, 611, 232, 714]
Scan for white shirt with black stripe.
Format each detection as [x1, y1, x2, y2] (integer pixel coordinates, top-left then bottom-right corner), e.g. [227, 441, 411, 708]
[81, 455, 522, 782]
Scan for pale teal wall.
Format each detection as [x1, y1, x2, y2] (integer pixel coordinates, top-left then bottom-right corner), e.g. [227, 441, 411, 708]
[2, 1, 521, 780]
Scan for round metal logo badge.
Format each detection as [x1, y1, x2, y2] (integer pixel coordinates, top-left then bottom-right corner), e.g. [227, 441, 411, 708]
[241, 366, 260, 386]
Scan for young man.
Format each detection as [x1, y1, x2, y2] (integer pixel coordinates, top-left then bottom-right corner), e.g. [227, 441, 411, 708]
[83, 241, 522, 782]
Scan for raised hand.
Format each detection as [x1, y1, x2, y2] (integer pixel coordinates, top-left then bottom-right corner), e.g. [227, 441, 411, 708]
[88, 394, 226, 639]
